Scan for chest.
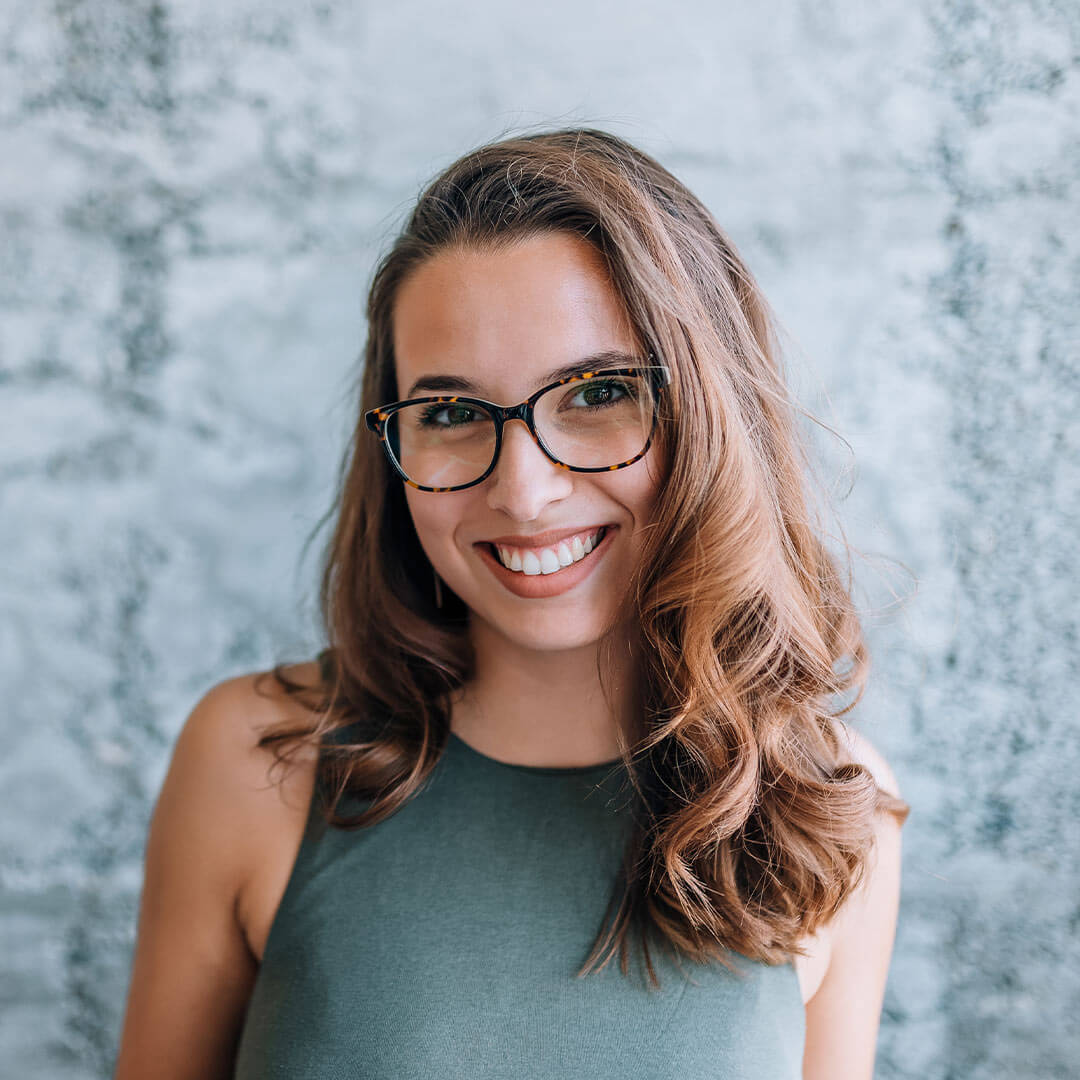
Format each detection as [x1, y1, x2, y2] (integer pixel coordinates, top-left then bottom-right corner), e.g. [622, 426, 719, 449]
[241, 765, 830, 1006]
[235, 770, 806, 1079]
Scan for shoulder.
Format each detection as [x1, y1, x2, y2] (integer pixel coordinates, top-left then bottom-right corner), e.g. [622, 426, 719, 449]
[792, 721, 903, 1003]
[113, 664, 325, 1076]
[831, 718, 903, 800]
[180, 662, 324, 760]
[826, 718, 905, 928]
[162, 663, 325, 912]
[800, 721, 905, 1076]
[170, 664, 322, 808]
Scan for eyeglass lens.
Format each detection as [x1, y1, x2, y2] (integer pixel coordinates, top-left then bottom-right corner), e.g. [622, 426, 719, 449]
[386, 373, 656, 489]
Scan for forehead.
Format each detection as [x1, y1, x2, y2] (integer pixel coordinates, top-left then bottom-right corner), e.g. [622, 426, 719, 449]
[390, 231, 639, 401]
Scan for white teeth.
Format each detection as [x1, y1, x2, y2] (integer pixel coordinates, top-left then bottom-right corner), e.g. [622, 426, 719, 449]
[539, 549, 561, 574]
[493, 527, 607, 576]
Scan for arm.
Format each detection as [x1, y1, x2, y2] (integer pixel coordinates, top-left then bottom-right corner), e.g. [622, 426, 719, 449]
[802, 725, 905, 1080]
[113, 676, 277, 1080]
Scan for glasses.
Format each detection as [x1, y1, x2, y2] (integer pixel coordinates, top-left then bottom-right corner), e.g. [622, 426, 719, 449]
[364, 358, 670, 492]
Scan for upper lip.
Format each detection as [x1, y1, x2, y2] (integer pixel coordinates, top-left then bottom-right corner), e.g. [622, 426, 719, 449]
[478, 524, 614, 549]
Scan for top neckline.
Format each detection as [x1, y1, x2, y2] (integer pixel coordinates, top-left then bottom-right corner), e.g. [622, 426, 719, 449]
[447, 729, 625, 777]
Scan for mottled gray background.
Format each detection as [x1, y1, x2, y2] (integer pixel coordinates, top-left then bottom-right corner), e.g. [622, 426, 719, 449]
[2, 1, 1077, 1077]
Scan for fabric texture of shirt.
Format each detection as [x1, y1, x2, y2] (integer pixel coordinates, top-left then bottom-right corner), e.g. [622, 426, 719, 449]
[233, 704, 805, 1079]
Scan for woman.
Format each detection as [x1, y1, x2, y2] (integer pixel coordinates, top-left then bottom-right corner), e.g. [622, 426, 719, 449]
[115, 127, 910, 1079]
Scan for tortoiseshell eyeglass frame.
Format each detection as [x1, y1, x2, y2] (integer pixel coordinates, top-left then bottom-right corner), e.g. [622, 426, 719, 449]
[364, 357, 671, 493]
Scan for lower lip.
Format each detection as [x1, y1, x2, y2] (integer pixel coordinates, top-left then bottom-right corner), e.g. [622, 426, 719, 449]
[474, 526, 618, 599]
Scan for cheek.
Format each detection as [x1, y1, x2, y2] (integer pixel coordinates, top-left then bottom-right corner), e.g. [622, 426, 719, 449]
[617, 454, 666, 523]
[404, 490, 469, 566]
[403, 492, 444, 555]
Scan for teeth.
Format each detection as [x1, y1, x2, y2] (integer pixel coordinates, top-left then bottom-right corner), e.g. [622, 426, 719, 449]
[539, 548, 561, 574]
[494, 527, 606, 575]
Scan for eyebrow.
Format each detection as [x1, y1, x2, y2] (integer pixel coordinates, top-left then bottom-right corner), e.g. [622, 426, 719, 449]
[404, 349, 644, 399]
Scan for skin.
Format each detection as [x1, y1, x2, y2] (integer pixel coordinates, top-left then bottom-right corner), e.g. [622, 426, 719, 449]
[113, 230, 903, 1080]
[391, 231, 662, 768]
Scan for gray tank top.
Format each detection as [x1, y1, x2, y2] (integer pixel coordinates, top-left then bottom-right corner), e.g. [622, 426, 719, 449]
[233, 715, 805, 1078]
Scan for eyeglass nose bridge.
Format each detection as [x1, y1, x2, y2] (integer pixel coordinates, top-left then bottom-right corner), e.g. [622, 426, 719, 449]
[489, 400, 562, 469]
[500, 401, 532, 425]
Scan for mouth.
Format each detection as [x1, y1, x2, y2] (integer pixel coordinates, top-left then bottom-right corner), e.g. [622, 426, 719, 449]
[473, 525, 619, 598]
[478, 525, 613, 576]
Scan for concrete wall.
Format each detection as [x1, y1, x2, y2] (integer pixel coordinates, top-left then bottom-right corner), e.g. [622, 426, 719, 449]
[2, 1, 1076, 1076]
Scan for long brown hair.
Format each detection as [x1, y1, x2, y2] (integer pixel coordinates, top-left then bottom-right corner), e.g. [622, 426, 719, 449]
[258, 126, 911, 989]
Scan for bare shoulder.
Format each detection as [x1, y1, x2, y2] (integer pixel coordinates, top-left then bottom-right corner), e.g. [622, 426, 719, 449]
[174, 664, 323, 834]
[187, 661, 325, 784]
[164, 664, 325, 934]
[197, 663, 326, 961]
[792, 721, 904, 1008]
[800, 721, 906, 1078]
[114, 662, 324, 1079]
[831, 718, 903, 799]
[821, 718, 906, 928]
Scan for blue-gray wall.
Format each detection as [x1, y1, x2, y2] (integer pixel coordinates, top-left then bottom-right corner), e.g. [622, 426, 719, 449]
[2, 2, 1077, 1077]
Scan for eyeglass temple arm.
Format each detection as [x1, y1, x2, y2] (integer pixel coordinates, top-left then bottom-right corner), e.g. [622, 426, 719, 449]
[649, 361, 671, 388]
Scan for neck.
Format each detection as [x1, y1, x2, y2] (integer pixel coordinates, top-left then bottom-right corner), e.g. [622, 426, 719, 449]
[449, 618, 638, 768]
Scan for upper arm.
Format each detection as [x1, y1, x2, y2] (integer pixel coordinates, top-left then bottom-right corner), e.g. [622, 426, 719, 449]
[801, 725, 905, 1080]
[113, 676, 277, 1080]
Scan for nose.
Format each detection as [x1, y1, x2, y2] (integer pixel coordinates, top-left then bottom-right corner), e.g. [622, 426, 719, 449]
[485, 417, 573, 519]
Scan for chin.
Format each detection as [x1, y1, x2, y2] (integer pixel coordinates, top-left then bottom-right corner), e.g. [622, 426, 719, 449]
[475, 608, 612, 652]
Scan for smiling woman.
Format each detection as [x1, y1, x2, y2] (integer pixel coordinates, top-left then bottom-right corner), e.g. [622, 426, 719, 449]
[386, 231, 669, 642]
[114, 128, 910, 1080]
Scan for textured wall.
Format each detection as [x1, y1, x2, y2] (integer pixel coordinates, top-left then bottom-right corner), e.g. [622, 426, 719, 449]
[2, 2, 1077, 1077]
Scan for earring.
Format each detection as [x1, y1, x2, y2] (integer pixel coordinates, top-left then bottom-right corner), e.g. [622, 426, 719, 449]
[433, 566, 443, 609]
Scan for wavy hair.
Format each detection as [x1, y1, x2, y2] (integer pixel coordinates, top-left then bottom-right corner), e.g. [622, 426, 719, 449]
[258, 126, 911, 989]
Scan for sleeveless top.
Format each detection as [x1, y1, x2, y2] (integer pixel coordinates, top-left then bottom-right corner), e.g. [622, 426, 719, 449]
[233, 687, 805, 1078]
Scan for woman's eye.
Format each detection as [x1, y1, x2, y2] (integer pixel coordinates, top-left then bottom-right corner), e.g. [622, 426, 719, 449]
[421, 405, 476, 427]
[569, 380, 630, 408]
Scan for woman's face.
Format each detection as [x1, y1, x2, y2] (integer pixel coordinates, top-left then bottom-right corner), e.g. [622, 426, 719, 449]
[391, 230, 666, 653]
